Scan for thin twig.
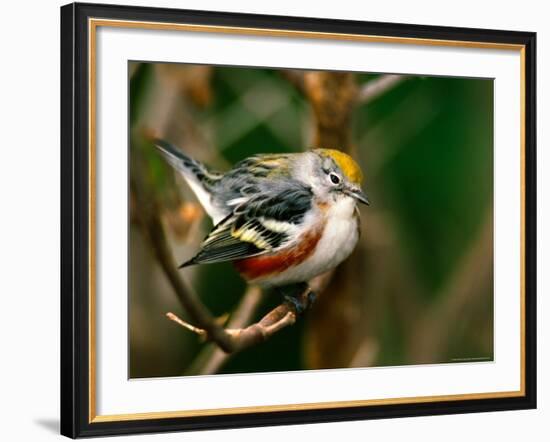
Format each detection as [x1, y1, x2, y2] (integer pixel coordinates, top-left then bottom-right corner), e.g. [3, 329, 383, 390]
[357, 74, 408, 104]
[166, 312, 206, 336]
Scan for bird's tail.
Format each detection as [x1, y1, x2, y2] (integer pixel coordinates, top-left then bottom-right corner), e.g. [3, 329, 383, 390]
[153, 139, 223, 220]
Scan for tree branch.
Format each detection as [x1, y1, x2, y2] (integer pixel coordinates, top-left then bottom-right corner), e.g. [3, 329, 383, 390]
[303, 71, 356, 149]
[167, 272, 333, 356]
[168, 303, 296, 349]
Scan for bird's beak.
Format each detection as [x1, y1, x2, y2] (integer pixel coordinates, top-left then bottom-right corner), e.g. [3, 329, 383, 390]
[346, 187, 370, 205]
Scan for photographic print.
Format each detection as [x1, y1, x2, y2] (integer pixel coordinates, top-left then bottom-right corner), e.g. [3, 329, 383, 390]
[129, 62, 494, 379]
[61, 4, 535, 436]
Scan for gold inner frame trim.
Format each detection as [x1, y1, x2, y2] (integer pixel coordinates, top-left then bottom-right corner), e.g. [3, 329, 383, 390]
[88, 17, 527, 423]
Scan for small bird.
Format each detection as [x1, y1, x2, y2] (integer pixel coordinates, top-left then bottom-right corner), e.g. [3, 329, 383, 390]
[154, 139, 369, 312]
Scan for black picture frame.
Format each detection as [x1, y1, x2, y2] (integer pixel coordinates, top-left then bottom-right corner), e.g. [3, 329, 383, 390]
[61, 2, 537, 438]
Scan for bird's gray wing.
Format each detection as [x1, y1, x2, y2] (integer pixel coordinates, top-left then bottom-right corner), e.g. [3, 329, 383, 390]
[212, 153, 293, 213]
[180, 182, 313, 267]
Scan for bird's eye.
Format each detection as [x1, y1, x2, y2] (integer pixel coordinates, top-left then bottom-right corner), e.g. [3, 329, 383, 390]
[329, 173, 341, 185]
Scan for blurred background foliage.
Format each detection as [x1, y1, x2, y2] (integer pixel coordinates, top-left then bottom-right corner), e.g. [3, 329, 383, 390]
[129, 61, 493, 378]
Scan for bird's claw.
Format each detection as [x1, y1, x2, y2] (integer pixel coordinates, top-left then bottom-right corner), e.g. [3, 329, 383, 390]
[284, 290, 317, 316]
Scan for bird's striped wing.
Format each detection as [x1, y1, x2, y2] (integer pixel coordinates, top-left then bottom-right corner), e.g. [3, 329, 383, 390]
[180, 183, 313, 267]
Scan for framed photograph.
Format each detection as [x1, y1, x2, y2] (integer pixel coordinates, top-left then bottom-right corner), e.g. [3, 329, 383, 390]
[60, 2, 536, 438]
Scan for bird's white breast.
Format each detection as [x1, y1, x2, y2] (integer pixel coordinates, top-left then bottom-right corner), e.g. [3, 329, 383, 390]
[263, 196, 360, 286]
[309, 197, 359, 272]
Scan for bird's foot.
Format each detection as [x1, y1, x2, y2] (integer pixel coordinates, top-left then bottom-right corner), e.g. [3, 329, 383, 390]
[281, 283, 316, 316]
[284, 295, 305, 315]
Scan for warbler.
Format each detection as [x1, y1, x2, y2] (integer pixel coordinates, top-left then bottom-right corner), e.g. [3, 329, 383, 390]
[154, 139, 369, 311]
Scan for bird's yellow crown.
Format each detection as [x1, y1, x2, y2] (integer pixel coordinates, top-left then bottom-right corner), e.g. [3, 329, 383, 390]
[317, 149, 363, 185]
